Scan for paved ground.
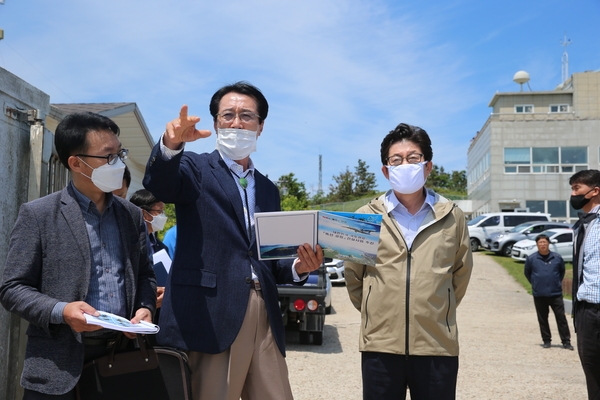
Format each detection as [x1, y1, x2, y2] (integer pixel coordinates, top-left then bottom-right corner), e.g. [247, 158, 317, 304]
[286, 252, 588, 400]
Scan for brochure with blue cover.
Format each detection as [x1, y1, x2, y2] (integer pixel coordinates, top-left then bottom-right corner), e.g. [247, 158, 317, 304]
[254, 210, 382, 266]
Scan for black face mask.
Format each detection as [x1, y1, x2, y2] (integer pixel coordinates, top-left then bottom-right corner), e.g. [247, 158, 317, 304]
[570, 188, 595, 210]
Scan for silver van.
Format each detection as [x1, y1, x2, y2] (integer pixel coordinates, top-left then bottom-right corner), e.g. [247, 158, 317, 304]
[467, 212, 551, 252]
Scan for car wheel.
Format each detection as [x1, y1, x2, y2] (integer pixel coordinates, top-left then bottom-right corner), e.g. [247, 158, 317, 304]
[299, 331, 310, 345]
[470, 238, 480, 253]
[326, 304, 332, 314]
[502, 243, 514, 257]
[313, 331, 323, 346]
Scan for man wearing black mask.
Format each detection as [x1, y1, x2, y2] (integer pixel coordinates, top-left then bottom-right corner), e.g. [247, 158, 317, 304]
[569, 169, 600, 400]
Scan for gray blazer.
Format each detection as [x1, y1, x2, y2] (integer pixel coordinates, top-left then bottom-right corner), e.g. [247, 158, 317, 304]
[0, 184, 157, 395]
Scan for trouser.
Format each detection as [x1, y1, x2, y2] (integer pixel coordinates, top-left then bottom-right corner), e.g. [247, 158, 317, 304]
[533, 295, 571, 344]
[187, 286, 293, 400]
[575, 301, 600, 400]
[362, 351, 459, 400]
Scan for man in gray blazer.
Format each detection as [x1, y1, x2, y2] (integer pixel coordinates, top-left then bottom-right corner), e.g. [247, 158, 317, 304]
[0, 112, 157, 399]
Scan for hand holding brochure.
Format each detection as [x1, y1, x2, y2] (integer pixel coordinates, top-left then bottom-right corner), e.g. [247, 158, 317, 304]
[254, 210, 382, 266]
[84, 311, 160, 334]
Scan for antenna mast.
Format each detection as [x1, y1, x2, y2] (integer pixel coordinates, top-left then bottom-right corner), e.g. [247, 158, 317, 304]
[560, 32, 572, 84]
[318, 154, 322, 194]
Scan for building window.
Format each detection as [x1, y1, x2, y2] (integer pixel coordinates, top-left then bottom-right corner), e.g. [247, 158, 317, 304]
[526, 200, 545, 213]
[547, 200, 567, 218]
[549, 104, 569, 113]
[515, 105, 533, 113]
[504, 146, 587, 174]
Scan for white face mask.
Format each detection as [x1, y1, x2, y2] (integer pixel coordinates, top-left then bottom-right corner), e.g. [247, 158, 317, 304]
[387, 162, 428, 194]
[216, 128, 257, 160]
[146, 212, 168, 232]
[79, 158, 126, 193]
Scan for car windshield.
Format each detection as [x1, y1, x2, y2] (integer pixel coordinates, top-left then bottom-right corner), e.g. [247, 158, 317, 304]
[508, 222, 536, 233]
[540, 230, 559, 237]
[468, 215, 487, 226]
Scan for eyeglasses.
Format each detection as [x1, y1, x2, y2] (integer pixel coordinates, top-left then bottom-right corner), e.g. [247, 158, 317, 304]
[143, 208, 164, 215]
[386, 153, 424, 166]
[217, 111, 260, 123]
[76, 148, 129, 165]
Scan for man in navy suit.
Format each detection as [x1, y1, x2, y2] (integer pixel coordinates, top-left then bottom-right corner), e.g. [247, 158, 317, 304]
[0, 112, 156, 399]
[144, 81, 323, 400]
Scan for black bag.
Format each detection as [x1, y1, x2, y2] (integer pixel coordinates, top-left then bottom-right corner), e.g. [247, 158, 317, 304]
[155, 347, 193, 400]
[77, 335, 170, 400]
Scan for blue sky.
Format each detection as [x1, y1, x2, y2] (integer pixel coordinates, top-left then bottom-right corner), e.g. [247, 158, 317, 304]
[1, 0, 599, 194]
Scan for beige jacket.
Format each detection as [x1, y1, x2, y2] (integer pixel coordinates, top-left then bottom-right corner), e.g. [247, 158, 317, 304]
[345, 190, 472, 356]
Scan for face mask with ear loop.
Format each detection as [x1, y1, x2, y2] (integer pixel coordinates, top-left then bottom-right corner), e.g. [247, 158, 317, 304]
[216, 128, 258, 160]
[386, 162, 428, 194]
[78, 158, 126, 193]
[145, 212, 168, 232]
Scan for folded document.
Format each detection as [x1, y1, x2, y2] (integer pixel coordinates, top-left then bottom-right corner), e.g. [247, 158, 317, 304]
[84, 311, 160, 334]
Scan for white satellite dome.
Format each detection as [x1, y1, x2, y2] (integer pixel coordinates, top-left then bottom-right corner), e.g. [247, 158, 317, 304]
[513, 71, 530, 85]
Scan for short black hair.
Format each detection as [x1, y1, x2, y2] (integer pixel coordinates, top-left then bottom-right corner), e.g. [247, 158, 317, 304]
[569, 169, 600, 188]
[535, 234, 550, 243]
[129, 189, 160, 210]
[55, 112, 120, 170]
[123, 164, 131, 188]
[209, 81, 268, 123]
[380, 123, 433, 165]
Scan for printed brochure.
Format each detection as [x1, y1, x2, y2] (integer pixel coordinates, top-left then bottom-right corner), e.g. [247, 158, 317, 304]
[84, 311, 160, 334]
[254, 210, 382, 266]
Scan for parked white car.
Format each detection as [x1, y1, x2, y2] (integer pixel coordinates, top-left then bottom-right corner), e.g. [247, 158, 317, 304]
[324, 258, 345, 284]
[511, 228, 573, 262]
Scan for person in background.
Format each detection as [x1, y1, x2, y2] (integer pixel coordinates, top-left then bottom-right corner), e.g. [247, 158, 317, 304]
[0, 112, 156, 399]
[112, 164, 131, 199]
[129, 189, 169, 309]
[162, 224, 177, 260]
[143, 81, 323, 400]
[524, 234, 573, 350]
[345, 123, 473, 400]
[569, 169, 600, 399]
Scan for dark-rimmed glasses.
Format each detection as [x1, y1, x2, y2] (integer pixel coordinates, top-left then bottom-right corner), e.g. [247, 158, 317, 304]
[386, 153, 424, 166]
[76, 149, 129, 165]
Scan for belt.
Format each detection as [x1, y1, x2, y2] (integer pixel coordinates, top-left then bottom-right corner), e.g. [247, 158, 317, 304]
[251, 280, 262, 291]
[580, 301, 600, 310]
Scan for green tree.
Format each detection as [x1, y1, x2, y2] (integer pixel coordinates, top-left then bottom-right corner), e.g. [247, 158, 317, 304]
[354, 159, 377, 197]
[328, 167, 354, 202]
[276, 173, 309, 210]
[449, 170, 467, 192]
[157, 203, 177, 241]
[427, 165, 450, 189]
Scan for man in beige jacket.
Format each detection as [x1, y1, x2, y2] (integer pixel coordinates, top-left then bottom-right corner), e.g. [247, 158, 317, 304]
[345, 123, 473, 400]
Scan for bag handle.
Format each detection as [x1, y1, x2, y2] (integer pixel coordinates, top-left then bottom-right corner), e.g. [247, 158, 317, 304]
[105, 334, 152, 368]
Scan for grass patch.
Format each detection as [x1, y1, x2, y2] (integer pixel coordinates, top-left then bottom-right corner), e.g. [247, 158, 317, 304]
[483, 251, 573, 300]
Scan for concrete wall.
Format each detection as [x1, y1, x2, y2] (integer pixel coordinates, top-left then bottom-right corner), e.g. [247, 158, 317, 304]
[0, 67, 50, 400]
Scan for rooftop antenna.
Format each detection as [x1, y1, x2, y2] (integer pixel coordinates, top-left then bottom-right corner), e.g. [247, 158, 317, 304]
[560, 32, 572, 84]
[318, 154, 322, 194]
[513, 71, 531, 92]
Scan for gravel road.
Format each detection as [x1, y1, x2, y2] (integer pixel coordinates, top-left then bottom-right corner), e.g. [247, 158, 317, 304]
[285, 252, 588, 400]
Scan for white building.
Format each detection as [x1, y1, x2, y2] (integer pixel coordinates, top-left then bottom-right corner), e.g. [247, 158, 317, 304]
[467, 70, 600, 223]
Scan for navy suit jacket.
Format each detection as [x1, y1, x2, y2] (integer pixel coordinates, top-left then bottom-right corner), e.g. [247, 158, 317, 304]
[0, 184, 156, 395]
[144, 148, 296, 356]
